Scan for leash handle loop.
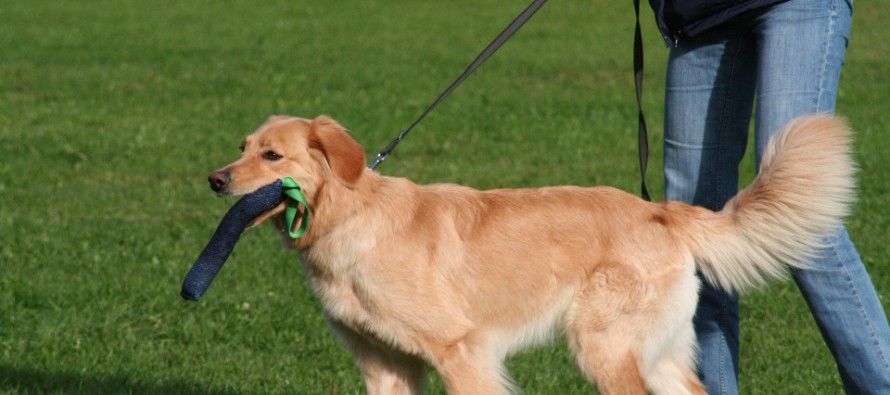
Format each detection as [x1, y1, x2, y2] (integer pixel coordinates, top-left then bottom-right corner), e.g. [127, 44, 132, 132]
[633, 0, 652, 201]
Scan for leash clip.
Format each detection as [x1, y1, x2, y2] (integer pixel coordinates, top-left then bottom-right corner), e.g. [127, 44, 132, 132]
[368, 129, 406, 171]
[368, 152, 389, 171]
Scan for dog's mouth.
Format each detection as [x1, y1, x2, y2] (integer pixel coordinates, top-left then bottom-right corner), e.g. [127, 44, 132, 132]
[208, 170, 279, 198]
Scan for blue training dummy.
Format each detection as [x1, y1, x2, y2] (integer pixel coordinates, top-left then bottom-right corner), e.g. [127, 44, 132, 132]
[181, 178, 309, 301]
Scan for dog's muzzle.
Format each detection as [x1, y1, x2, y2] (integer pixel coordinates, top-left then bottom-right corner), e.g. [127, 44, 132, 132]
[208, 170, 231, 193]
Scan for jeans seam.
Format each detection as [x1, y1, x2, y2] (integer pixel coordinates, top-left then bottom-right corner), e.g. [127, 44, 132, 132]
[719, 296, 729, 394]
[825, 237, 890, 390]
[715, 37, 743, 393]
[715, 39, 745, 211]
[815, 0, 838, 112]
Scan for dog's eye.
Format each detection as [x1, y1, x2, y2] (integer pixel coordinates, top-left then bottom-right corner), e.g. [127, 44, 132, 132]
[239, 143, 246, 152]
[263, 151, 283, 161]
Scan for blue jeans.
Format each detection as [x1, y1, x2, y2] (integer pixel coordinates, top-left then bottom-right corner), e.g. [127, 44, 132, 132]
[662, 0, 890, 393]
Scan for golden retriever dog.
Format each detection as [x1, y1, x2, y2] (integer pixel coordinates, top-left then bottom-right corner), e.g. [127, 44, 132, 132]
[207, 114, 854, 395]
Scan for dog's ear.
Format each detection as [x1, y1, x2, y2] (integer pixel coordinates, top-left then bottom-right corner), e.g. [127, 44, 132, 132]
[308, 116, 366, 187]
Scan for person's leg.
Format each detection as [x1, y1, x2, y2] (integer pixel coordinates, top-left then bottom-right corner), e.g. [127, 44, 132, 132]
[795, 229, 890, 394]
[663, 21, 758, 395]
[753, 1, 890, 393]
[753, 0, 851, 158]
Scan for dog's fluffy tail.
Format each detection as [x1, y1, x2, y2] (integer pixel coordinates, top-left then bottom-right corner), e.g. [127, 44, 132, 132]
[687, 115, 856, 293]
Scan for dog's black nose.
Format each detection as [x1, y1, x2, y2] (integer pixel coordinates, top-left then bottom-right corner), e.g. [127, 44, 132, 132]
[208, 171, 231, 192]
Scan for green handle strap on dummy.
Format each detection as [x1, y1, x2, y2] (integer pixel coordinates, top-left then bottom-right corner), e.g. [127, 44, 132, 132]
[282, 177, 310, 238]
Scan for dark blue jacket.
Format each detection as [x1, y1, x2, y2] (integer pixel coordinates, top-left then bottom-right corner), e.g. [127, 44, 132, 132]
[648, 0, 786, 45]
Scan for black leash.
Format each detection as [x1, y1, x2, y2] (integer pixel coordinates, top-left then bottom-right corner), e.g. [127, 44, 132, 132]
[368, 0, 652, 203]
[633, 0, 651, 201]
[368, 0, 549, 171]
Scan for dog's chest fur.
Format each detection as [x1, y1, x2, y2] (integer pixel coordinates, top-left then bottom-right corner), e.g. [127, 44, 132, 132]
[295, 229, 438, 353]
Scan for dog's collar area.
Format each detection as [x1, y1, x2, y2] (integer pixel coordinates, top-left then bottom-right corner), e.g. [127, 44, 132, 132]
[282, 177, 310, 238]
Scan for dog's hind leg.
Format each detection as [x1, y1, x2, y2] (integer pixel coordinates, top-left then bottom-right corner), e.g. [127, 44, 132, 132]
[641, 324, 706, 395]
[327, 319, 426, 395]
[431, 335, 514, 395]
[567, 317, 649, 392]
[645, 358, 706, 395]
[639, 259, 706, 395]
[566, 263, 654, 395]
[567, 331, 648, 395]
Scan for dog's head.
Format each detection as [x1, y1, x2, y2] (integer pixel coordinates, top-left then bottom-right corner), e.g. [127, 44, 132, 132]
[208, 115, 367, 227]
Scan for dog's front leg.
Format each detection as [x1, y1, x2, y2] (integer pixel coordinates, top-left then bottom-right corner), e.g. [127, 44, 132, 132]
[326, 318, 426, 395]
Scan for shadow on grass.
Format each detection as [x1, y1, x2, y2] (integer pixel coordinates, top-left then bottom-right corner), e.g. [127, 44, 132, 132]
[0, 365, 243, 395]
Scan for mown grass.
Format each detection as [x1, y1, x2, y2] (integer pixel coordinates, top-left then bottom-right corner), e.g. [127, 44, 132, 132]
[1, 0, 888, 394]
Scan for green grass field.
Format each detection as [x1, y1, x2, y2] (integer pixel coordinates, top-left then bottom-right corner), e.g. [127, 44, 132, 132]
[1, 0, 888, 393]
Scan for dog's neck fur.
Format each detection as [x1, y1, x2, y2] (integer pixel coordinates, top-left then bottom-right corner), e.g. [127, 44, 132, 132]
[274, 169, 421, 270]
